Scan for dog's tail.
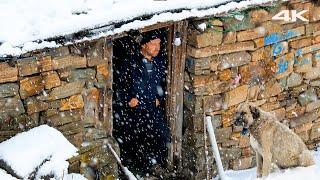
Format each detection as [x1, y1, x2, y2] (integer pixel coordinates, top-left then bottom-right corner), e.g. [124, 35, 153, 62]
[299, 150, 315, 167]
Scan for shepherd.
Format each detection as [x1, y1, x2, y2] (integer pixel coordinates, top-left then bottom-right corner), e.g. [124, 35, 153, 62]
[121, 30, 170, 177]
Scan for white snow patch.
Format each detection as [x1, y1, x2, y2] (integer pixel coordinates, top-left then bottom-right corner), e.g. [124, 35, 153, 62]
[214, 145, 320, 180]
[0, 125, 78, 179]
[0, 0, 274, 57]
[0, 169, 18, 180]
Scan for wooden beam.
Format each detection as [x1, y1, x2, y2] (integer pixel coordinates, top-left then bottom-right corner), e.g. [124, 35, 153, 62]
[102, 38, 113, 136]
[167, 20, 188, 168]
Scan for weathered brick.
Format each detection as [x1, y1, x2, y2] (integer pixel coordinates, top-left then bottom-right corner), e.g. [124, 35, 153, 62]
[310, 6, 320, 22]
[294, 122, 313, 134]
[222, 31, 236, 44]
[260, 102, 280, 112]
[263, 26, 305, 46]
[218, 51, 251, 70]
[237, 27, 266, 41]
[271, 108, 286, 121]
[0, 62, 18, 84]
[26, 99, 49, 115]
[192, 75, 216, 88]
[215, 127, 232, 143]
[248, 85, 260, 101]
[248, 9, 270, 25]
[314, 35, 320, 44]
[286, 72, 303, 88]
[203, 95, 223, 113]
[60, 94, 84, 111]
[286, 106, 305, 119]
[274, 52, 295, 79]
[0, 96, 25, 118]
[232, 157, 253, 170]
[186, 56, 212, 75]
[289, 37, 313, 49]
[188, 28, 223, 48]
[42, 71, 61, 89]
[296, 43, 320, 56]
[306, 100, 320, 112]
[260, 80, 282, 99]
[290, 111, 319, 128]
[295, 53, 313, 73]
[19, 76, 44, 99]
[187, 41, 255, 58]
[298, 88, 317, 106]
[310, 122, 320, 140]
[305, 67, 320, 79]
[0, 83, 19, 98]
[225, 85, 248, 108]
[313, 52, 320, 67]
[49, 81, 85, 100]
[239, 135, 250, 148]
[219, 69, 232, 81]
[270, 41, 288, 57]
[250, 47, 265, 61]
[86, 40, 105, 67]
[17, 58, 39, 76]
[239, 61, 267, 84]
[45, 110, 83, 127]
[306, 22, 320, 36]
[38, 56, 53, 72]
[52, 55, 87, 70]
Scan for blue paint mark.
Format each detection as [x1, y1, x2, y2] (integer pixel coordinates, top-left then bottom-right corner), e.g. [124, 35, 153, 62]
[277, 58, 289, 75]
[272, 43, 284, 56]
[264, 33, 280, 46]
[296, 49, 303, 57]
[315, 53, 320, 59]
[264, 30, 299, 46]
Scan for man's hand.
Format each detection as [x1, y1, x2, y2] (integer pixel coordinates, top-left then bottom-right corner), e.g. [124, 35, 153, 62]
[129, 98, 139, 108]
[156, 98, 160, 107]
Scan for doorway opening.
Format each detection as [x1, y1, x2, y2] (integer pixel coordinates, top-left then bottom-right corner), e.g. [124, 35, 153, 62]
[112, 27, 170, 176]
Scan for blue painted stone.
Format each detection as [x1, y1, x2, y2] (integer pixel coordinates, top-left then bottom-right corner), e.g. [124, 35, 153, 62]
[272, 43, 284, 56]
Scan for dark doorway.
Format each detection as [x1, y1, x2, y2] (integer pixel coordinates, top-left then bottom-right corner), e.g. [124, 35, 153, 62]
[112, 28, 170, 176]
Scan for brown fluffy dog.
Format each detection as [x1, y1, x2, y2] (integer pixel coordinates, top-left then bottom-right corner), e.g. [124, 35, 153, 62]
[234, 103, 315, 177]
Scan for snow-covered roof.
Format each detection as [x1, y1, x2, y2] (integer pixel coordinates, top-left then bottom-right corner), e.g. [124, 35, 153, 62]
[0, 0, 273, 57]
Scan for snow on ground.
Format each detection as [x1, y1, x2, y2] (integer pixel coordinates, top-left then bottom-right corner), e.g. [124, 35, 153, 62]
[0, 0, 274, 57]
[216, 146, 320, 180]
[0, 125, 78, 179]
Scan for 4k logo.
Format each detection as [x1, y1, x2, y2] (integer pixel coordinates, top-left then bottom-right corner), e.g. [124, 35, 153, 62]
[272, 10, 309, 22]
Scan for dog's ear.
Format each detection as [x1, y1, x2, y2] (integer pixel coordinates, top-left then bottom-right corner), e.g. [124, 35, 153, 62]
[249, 105, 260, 119]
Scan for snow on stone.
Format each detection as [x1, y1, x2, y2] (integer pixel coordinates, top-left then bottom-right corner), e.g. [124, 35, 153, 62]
[0, 169, 17, 180]
[0, 125, 78, 179]
[214, 145, 320, 180]
[0, 0, 274, 57]
[64, 173, 88, 180]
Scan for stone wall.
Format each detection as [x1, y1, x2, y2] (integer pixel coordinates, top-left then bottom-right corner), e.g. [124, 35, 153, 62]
[0, 39, 118, 179]
[183, 0, 320, 179]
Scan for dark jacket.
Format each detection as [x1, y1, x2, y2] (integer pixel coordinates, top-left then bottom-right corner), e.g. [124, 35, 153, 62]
[129, 54, 166, 111]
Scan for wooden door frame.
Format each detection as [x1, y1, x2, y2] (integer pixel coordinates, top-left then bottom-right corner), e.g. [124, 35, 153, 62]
[107, 20, 188, 168]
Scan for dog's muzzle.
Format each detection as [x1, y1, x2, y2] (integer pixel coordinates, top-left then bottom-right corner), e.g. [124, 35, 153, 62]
[234, 112, 249, 135]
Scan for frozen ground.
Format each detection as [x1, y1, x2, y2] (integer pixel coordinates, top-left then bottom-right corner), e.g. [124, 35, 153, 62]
[216, 146, 320, 180]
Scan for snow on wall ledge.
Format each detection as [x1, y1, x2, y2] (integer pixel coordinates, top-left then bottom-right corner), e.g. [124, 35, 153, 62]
[0, 0, 274, 57]
[0, 125, 78, 179]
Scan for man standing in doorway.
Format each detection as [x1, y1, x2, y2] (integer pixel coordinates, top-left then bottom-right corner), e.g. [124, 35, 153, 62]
[126, 31, 170, 176]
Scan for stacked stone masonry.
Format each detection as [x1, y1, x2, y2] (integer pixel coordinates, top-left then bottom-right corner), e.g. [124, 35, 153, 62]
[0, 40, 118, 179]
[183, 0, 320, 179]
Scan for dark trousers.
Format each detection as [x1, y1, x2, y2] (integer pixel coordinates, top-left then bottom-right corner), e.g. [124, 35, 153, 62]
[114, 106, 170, 174]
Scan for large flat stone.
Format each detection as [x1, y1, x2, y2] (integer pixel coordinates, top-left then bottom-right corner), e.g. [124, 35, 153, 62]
[49, 81, 85, 100]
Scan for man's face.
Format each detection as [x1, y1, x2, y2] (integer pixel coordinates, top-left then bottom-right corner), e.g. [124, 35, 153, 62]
[142, 38, 161, 58]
